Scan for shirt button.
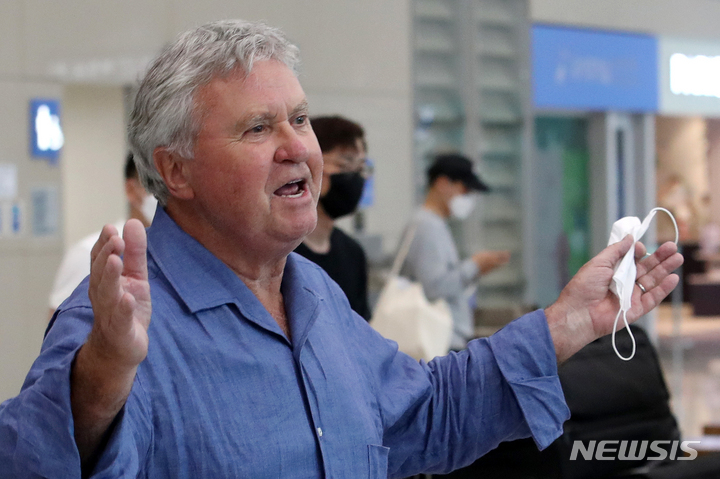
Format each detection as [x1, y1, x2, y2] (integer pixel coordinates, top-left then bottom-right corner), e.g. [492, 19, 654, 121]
[317, 427, 323, 437]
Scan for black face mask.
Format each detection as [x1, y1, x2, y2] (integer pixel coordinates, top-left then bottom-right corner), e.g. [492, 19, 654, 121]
[319, 172, 366, 219]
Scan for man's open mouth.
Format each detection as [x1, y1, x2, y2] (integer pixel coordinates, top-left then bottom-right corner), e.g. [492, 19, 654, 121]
[274, 178, 307, 198]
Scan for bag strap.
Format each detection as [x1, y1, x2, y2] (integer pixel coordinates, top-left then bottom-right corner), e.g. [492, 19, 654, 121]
[389, 221, 419, 279]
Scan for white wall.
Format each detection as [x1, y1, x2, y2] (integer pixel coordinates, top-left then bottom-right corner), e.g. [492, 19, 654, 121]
[62, 85, 126, 246]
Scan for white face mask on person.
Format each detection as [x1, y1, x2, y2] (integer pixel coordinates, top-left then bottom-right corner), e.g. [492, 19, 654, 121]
[449, 194, 476, 220]
[141, 194, 158, 224]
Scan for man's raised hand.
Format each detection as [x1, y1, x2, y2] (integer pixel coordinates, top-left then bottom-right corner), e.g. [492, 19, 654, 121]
[545, 236, 683, 363]
[86, 218, 152, 368]
[72, 219, 151, 464]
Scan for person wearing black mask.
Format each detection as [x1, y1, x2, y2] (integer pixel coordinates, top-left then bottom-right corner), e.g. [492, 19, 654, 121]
[294, 115, 372, 320]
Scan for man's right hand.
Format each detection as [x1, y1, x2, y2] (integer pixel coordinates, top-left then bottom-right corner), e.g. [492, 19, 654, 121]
[71, 219, 151, 465]
[472, 250, 511, 275]
[86, 218, 152, 368]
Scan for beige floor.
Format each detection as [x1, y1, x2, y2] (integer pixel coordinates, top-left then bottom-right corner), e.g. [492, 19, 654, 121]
[656, 303, 720, 439]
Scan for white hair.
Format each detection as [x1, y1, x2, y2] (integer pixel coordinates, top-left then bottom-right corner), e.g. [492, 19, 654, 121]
[128, 20, 301, 204]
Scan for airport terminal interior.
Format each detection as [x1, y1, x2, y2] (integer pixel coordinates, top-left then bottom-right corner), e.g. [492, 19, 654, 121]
[4, 0, 720, 477]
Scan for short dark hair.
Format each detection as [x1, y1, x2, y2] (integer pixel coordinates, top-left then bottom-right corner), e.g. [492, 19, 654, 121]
[125, 152, 138, 180]
[310, 116, 365, 153]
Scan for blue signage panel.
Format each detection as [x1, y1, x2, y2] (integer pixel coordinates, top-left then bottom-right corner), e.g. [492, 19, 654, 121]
[358, 158, 374, 209]
[533, 25, 658, 111]
[29, 98, 64, 163]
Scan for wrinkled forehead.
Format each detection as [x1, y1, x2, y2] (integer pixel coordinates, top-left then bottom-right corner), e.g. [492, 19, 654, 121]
[192, 61, 304, 122]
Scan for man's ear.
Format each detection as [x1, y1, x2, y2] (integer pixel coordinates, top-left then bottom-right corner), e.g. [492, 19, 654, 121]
[153, 147, 194, 200]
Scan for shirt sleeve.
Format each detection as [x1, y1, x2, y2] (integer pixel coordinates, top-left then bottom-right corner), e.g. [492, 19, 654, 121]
[404, 221, 479, 302]
[0, 304, 152, 478]
[370, 309, 569, 478]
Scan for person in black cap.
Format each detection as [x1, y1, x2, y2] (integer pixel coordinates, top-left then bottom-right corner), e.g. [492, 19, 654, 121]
[400, 153, 511, 350]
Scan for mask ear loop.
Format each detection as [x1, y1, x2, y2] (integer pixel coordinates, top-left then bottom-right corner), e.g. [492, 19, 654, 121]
[612, 309, 637, 361]
[611, 207, 679, 361]
[650, 207, 679, 245]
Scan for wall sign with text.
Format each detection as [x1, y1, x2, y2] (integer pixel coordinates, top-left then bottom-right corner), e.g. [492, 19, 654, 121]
[659, 37, 720, 115]
[533, 25, 658, 112]
[29, 99, 64, 163]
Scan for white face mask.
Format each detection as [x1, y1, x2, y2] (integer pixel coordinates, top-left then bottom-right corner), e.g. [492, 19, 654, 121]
[607, 207, 678, 361]
[449, 194, 476, 220]
[141, 194, 158, 224]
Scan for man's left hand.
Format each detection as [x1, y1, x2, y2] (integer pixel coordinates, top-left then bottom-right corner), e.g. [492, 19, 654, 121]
[545, 235, 683, 363]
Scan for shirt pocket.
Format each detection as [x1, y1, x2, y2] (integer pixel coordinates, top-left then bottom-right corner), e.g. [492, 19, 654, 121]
[367, 444, 390, 478]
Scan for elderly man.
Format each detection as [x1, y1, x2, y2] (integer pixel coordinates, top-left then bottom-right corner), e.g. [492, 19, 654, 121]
[0, 20, 682, 478]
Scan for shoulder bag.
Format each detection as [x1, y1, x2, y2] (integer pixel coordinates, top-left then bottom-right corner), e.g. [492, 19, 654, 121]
[370, 222, 453, 361]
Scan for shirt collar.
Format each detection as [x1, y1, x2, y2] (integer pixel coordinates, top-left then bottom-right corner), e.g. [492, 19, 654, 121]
[147, 207, 319, 348]
[282, 253, 321, 352]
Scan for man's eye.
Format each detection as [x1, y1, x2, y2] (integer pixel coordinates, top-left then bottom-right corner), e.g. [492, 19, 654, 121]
[249, 125, 265, 134]
[294, 115, 307, 126]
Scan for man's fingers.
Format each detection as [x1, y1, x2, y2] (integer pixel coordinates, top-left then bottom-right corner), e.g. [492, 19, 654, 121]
[89, 235, 125, 295]
[635, 251, 683, 293]
[634, 241, 647, 261]
[636, 241, 679, 277]
[92, 250, 124, 314]
[634, 241, 683, 305]
[635, 242, 683, 290]
[122, 219, 148, 280]
[638, 273, 680, 316]
[90, 224, 120, 264]
[601, 235, 634, 267]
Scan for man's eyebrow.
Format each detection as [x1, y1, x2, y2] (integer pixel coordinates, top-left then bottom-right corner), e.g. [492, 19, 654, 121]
[234, 111, 276, 132]
[233, 102, 308, 132]
[290, 100, 309, 117]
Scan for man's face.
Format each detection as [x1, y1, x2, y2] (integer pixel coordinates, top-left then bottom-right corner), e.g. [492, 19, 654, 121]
[320, 138, 367, 197]
[182, 60, 323, 253]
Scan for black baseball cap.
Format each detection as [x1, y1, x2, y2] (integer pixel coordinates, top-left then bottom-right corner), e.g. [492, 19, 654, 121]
[427, 153, 490, 192]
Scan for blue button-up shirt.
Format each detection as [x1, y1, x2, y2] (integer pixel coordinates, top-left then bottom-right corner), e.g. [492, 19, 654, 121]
[0, 208, 569, 478]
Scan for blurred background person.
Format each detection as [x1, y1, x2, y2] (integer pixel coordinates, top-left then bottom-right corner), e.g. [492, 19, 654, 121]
[401, 153, 511, 350]
[294, 115, 372, 320]
[658, 174, 696, 243]
[48, 153, 156, 317]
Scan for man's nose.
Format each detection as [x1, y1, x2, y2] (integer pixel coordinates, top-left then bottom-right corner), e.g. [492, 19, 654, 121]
[274, 124, 309, 163]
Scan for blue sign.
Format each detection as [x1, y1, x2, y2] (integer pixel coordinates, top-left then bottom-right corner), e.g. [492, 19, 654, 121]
[30, 99, 64, 163]
[533, 25, 658, 111]
[359, 158, 374, 209]
[12, 202, 22, 235]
